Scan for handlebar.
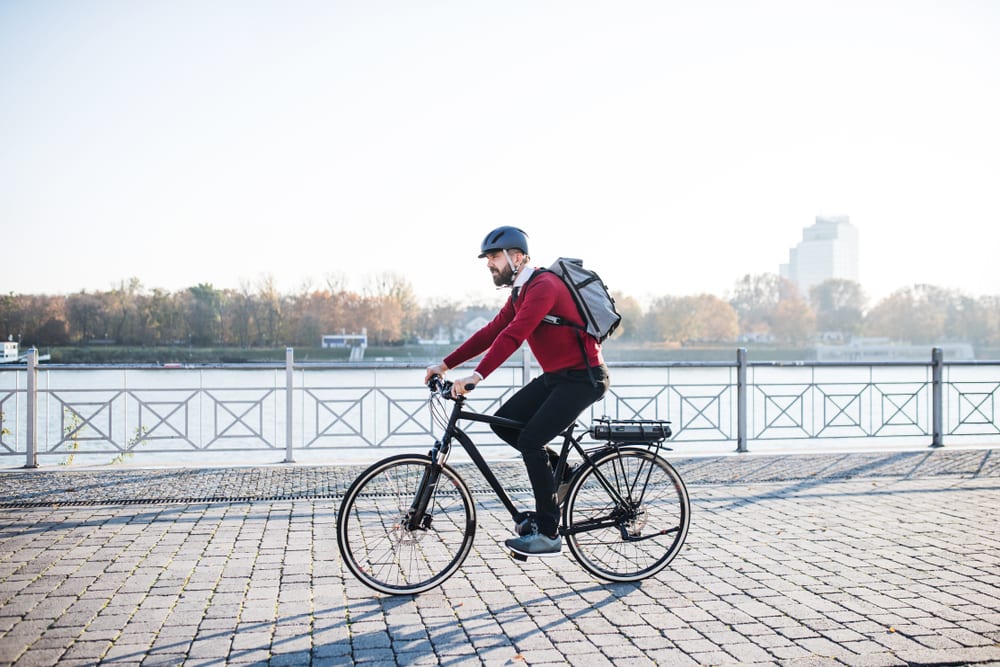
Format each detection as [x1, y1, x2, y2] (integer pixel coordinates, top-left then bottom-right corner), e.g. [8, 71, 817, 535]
[427, 374, 451, 396]
[427, 374, 475, 399]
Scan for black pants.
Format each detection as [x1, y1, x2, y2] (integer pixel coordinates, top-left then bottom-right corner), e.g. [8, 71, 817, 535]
[491, 365, 610, 537]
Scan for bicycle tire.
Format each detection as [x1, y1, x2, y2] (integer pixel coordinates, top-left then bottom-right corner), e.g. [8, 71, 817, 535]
[564, 447, 690, 582]
[337, 454, 476, 595]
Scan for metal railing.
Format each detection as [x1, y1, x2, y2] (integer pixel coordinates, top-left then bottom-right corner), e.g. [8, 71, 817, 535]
[1, 347, 998, 467]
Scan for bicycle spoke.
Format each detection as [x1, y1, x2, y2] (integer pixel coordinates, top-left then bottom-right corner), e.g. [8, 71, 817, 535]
[337, 455, 476, 595]
[565, 448, 690, 582]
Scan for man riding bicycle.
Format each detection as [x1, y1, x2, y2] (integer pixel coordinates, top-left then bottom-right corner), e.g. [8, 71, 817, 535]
[424, 226, 610, 557]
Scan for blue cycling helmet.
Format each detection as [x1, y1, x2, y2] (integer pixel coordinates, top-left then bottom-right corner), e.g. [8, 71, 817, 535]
[478, 226, 529, 258]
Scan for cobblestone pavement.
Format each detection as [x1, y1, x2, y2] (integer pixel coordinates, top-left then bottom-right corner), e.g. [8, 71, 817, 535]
[0, 448, 998, 666]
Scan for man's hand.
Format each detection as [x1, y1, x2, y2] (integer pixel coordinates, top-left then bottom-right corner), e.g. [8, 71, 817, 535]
[424, 363, 448, 384]
[451, 374, 480, 398]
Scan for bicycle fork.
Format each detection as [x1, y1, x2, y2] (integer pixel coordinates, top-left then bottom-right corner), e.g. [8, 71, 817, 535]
[405, 444, 446, 531]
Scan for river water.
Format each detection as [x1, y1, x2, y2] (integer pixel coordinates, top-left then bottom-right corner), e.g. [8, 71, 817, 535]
[2, 362, 998, 468]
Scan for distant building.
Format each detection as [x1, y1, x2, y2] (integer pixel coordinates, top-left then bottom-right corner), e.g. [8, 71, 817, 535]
[780, 215, 859, 298]
[321, 332, 367, 349]
[815, 337, 974, 361]
[322, 331, 368, 362]
[2, 341, 17, 362]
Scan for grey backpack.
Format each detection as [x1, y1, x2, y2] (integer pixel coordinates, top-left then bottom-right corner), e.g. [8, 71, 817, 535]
[541, 258, 622, 343]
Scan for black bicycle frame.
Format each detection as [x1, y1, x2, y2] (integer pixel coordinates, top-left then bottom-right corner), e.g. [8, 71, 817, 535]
[422, 396, 636, 528]
[444, 407, 531, 519]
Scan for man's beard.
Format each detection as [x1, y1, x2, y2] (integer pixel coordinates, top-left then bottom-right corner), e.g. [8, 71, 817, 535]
[491, 264, 515, 287]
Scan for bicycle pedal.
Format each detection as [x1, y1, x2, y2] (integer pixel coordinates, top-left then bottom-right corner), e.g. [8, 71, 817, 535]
[510, 551, 528, 562]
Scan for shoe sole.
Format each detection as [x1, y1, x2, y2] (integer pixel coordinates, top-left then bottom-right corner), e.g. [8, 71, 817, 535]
[507, 546, 562, 559]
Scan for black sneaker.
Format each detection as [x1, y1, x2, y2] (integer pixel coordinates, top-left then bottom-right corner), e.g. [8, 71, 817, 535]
[505, 529, 562, 558]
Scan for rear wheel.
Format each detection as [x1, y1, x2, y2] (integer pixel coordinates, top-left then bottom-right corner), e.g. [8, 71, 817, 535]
[564, 447, 690, 582]
[337, 454, 476, 595]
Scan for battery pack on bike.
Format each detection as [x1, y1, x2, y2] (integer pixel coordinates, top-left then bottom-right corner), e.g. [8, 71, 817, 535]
[589, 417, 672, 444]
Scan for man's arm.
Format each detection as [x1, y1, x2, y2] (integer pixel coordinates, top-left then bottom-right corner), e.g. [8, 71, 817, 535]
[441, 297, 516, 372]
[470, 275, 560, 379]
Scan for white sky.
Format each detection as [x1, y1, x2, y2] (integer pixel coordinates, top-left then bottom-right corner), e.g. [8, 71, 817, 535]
[2, 0, 998, 308]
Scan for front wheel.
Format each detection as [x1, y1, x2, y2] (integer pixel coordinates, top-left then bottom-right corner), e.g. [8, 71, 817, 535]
[563, 447, 690, 582]
[337, 454, 476, 595]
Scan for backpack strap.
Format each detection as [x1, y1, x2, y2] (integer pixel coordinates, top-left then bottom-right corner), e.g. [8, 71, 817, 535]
[542, 314, 584, 330]
[519, 268, 600, 387]
[537, 272, 599, 387]
[511, 268, 544, 306]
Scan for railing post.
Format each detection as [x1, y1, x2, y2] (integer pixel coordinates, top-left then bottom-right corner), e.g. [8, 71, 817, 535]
[736, 347, 748, 453]
[25, 348, 38, 468]
[931, 346, 944, 448]
[285, 347, 295, 463]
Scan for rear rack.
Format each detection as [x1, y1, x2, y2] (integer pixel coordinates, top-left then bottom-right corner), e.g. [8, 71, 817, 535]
[588, 417, 672, 444]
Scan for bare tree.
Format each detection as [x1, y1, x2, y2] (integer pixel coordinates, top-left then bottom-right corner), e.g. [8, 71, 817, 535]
[809, 279, 867, 338]
[865, 284, 976, 344]
[611, 292, 643, 341]
[644, 294, 738, 344]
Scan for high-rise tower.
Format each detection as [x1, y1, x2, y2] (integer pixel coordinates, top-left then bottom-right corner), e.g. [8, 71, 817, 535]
[780, 216, 859, 298]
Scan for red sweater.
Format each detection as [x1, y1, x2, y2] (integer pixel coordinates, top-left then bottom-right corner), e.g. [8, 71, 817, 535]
[444, 269, 603, 378]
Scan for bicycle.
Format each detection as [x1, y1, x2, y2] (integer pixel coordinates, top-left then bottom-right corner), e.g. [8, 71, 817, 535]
[336, 375, 691, 595]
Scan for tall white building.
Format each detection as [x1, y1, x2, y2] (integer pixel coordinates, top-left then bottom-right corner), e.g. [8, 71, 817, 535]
[779, 216, 859, 298]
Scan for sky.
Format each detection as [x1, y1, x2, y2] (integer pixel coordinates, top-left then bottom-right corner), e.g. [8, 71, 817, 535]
[2, 0, 998, 309]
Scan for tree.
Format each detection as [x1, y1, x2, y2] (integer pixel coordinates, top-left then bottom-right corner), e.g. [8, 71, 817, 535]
[106, 278, 144, 344]
[694, 294, 740, 342]
[255, 275, 285, 346]
[611, 292, 643, 341]
[728, 273, 783, 336]
[3, 294, 61, 347]
[226, 283, 258, 348]
[11, 295, 71, 346]
[65, 291, 106, 342]
[771, 296, 816, 344]
[971, 296, 1000, 346]
[286, 288, 355, 347]
[809, 279, 867, 338]
[862, 284, 973, 344]
[361, 273, 417, 344]
[412, 299, 465, 343]
[34, 316, 71, 345]
[728, 274, 816, 343]
[187, 283, 223, 346]
[7, 272, 1000, 355]
[643, 294, 738, 344]
[0, 293, 20, 341]
[641, 296, 674, 343]
[140, 288, 187, 345]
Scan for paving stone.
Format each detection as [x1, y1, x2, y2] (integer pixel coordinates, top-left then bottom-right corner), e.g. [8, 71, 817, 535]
[0, 449, 998, 665]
